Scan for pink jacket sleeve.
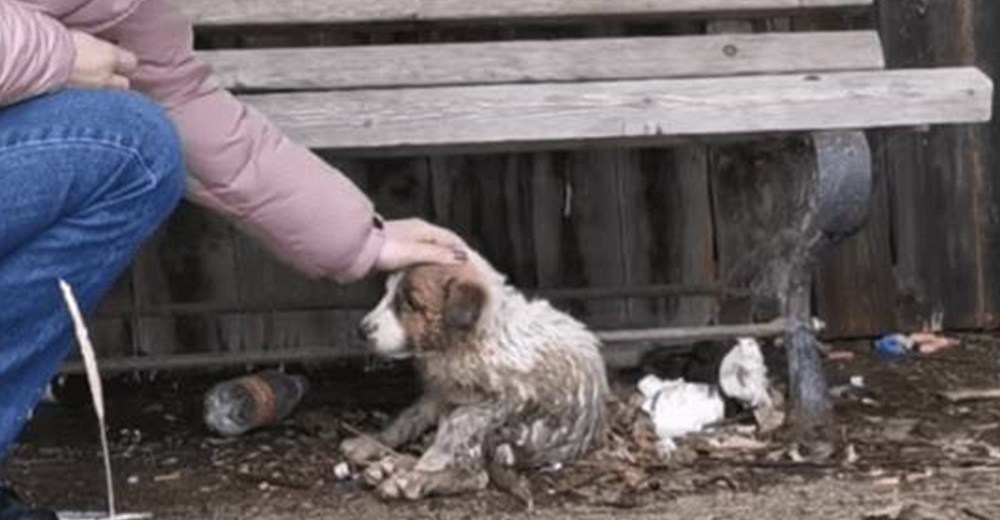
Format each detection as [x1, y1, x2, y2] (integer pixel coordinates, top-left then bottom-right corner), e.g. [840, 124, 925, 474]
[0, 2, 76, 106]
[100, 0, 385, 283]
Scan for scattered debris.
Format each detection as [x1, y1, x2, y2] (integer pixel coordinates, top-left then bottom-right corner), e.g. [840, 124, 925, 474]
[636, 338, 785, 454]
[203, 371, 310, 437]
[637, 375, 725, 454]
[880, 418, 921, 442]
[152, 472, 182, 483]
[863, 502, 958, 520]
[875, 332, 961, 359]
[61, 280, 148, 520]
[939, 388, 1000, 403]
[909, 332, 961, 355]
[961, 508, 996, 520]
[56, 513, 152, 520]
[333, 462, 352, 481]
[11, 332, 1000, 517]
[875, 334, 916, 359]
[845, 443, 860, 464]
[827, 350, 857, 362]
[719, 338, 784, 433]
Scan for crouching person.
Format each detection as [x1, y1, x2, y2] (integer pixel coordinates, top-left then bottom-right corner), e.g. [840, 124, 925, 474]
[0, 1, 466, 518]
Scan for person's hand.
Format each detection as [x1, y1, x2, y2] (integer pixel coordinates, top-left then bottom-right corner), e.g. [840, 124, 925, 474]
[373, 218, 469, 273]
[68, 31, 137, 90]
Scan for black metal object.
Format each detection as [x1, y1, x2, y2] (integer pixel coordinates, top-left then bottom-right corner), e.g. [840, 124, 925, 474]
[748, 130, 873, 458]
[62, 319, 796, 374]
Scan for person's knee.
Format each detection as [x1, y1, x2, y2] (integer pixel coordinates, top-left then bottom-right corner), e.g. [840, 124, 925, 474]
[82, 90, 185, 198]
[39, 89, 185, 199]
[70, 90, 186, 218]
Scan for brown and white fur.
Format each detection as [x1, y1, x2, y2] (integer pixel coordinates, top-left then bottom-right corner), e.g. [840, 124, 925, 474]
[340, 251, 608, 500]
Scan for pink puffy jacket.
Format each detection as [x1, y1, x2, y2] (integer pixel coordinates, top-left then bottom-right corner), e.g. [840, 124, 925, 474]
[0, 0, 384, 283]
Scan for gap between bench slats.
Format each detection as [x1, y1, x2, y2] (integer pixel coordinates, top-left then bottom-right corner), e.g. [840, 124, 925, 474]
[203, 31, 885, 92]
[235, 67, 992, 153]
[176, 0, 873, 27]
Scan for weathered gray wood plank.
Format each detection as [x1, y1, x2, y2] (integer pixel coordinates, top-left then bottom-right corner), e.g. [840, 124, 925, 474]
[238, 68, 993, 153]
[203, 32, 885, 91]
[878, 0, 993, 331]
[619, 147, 717, 328]
[175, 0, 872, 26]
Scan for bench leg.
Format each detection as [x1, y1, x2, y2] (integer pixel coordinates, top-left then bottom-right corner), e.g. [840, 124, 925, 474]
[782, 131, 872, 458]
[783, 275, 835, 458]
[719, 131, 871, 458]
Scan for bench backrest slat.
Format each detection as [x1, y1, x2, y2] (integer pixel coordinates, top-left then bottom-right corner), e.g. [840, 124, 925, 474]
[204, 32, 885, 92]
[176, 0, 873, 27]
[239, 67, 993, 153]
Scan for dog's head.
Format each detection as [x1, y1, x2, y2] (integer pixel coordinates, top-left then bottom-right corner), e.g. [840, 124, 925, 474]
[359, 252, 503, 359]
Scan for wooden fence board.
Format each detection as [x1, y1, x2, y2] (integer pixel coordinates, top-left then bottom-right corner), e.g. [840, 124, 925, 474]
[813, 132, 897, 338]
[877, 0, 992, 330]
[619, 147, 717, 327]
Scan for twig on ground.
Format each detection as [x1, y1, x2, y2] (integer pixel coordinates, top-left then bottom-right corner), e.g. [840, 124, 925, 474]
[60, 280, 117, 519]
[939, 388, 1000, 403]
[962, 508, 996, 520]
[61, 280, 153, 520]
[233, 471, 313, 490]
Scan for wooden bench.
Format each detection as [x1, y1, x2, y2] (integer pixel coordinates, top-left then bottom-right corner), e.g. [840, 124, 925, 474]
[150, 0, 991, 454]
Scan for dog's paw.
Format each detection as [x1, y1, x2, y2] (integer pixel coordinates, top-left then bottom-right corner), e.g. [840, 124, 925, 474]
[340, 436, 393, 466]
[363, 453, 418, 487]
[376, 469, 489, 500]
[376, 470, 429, 500]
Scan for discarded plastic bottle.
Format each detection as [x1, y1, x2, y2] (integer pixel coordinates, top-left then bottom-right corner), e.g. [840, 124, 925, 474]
[873, 334, 915, 360]
[203, 370, 309, 437]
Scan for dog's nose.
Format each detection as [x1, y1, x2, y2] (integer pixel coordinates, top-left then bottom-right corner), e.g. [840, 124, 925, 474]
[357, 321, 376, 340]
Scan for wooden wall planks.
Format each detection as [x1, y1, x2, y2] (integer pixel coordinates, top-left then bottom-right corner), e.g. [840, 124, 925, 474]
[87, 1, 1000, 364]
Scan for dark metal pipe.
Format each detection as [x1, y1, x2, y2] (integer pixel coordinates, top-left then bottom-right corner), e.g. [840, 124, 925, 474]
[60, 319, 791, 374]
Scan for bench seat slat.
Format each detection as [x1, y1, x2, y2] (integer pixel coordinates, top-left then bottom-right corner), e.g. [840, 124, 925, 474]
[177, 0, 873, 27]
[204, 32, 885, 92]
[237, 67, 992, 153]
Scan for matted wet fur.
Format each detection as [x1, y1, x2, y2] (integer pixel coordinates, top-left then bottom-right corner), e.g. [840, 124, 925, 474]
[340, 251, 609, 501]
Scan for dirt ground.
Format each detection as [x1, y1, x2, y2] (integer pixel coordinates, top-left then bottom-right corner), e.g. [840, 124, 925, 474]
[5, 335, 1000, 520]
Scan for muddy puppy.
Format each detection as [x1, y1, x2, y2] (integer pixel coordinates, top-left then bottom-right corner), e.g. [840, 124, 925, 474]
[340, 251, 608, 500]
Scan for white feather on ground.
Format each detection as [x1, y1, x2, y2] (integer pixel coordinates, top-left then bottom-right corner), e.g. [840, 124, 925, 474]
[59, 280, 152, 520]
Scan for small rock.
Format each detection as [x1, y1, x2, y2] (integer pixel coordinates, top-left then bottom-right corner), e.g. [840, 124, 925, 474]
[872, 476, 901, 487]
[153, 471, 182, 483]
[333, 462, 352, 481]
[826, 350, 855, 362]
[844, 443, 859, 464]
[127, 475, 140, 485]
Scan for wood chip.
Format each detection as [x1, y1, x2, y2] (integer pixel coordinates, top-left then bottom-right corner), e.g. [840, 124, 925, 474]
[939, 388, 1000, 403]
[153, 472, 182, 483]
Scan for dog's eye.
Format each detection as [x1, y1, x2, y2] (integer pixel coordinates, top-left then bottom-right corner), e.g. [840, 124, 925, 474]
[395, 289, 419, 314]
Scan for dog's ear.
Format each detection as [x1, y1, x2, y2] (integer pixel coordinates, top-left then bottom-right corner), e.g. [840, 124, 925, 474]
[443, 278, 486, 330]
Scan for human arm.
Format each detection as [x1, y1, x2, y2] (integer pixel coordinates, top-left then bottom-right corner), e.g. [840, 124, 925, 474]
[0, 2, 76, 106]
[99, 0, 464, 281]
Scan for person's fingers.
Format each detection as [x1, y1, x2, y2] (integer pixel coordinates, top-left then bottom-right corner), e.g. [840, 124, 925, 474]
[106, 75, 131, 90]
[390, 219, 466, 248]
[115, 47, 138, 74]
[69, 31, 136, 90]
[375, 240, 466, 272]
[402, 243, 464, 267]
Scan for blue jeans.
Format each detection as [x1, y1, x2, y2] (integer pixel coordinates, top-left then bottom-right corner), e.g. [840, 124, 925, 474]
[0, 89, 185, 468]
